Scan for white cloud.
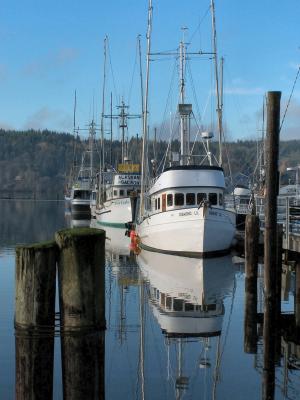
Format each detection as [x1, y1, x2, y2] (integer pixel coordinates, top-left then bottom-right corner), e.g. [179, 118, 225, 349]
[23, 47, 79, 77]
[224, 87, 264, 96]
[23, 106, 72, 131]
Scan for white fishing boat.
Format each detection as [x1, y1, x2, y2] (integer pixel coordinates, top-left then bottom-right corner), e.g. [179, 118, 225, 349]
[138, 164, 235, 256]
[95, 164, 140, 228]
[95, 94, 141, 228]
[69, 120, 97, 217]
[136, 0, 236, 257]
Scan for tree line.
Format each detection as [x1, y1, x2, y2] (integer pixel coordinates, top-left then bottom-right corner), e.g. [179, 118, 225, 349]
[0, 129, 299, 199]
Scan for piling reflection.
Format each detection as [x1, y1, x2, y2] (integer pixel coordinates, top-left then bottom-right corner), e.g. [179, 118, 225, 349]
[244, 261, 300, 400]
[137, 250, 236, 399]
[15, 331, 54, 400]
[61, 331, 105, 400]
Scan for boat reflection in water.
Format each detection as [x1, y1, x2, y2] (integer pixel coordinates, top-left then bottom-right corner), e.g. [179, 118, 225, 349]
[137, 250, 236, 398]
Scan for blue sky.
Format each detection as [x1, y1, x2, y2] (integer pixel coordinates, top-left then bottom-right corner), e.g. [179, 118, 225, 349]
[0, 0, 299, 141]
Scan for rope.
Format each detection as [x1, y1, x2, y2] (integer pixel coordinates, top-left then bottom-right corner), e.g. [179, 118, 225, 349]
[280, 65, 300, 133]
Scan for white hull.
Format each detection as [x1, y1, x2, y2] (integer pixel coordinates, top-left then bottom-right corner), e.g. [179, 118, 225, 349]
[71, 198, 91, 215]
[96, 197, 132, 228]
[137, 206, 235, 256]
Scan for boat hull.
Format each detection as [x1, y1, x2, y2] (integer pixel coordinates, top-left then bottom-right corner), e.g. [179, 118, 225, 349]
[96, 197, 132, 229]
[137, 206, 235, 257]
[71, 199, 91, 217]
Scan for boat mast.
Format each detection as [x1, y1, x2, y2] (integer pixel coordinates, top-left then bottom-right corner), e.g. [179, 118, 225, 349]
[179, 29, 189, 166]
[89, 120, 96, 183]
[210, 0, 223, 166]
[140, 0, 153, 218]
[99, 36, 108, 203]
[138, 34, 144, 118]
[110, 92, 113, 166]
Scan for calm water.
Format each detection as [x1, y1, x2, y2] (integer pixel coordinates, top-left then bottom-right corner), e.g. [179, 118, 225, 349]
[0, 199, 299, 399]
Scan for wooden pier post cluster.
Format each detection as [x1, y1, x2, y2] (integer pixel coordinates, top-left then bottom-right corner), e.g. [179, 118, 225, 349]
[243, 91, 287, 399]
[15, 228, 105, 400]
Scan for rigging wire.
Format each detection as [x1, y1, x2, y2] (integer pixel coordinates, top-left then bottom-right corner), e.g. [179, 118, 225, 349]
[156, 57, 178, 142]
[189, 5, 211, 46]
[186, 58, 203, 126]
[128, 38, 139, 107]
[279, 64, 300, 133]
[107, 39, 119, 105]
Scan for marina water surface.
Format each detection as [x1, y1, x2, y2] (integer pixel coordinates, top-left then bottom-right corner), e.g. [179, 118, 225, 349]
[0, 199, 299, 399]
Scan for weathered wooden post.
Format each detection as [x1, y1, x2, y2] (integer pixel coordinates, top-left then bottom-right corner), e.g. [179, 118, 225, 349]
[15, 241, 57, 400]
[55, 227, 106, 331]
[275, 224, 283, 360]
[55, 227, 106, 399]
[263, 91, 281, 400]
[295, 262, 300, 333]
[244, 214, 259, 353]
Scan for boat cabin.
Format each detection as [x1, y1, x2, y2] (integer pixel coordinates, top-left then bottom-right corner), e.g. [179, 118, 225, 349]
[147, 165, 225, 214]
[105, 172, 141, 201]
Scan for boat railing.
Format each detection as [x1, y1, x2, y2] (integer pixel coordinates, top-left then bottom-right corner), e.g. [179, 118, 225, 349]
[255, 194, 300, 237]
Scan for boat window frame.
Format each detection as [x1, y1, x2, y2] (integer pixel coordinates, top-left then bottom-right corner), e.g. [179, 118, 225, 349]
[186, 192, 195, 206]
[197, 192, 207, 205]
[209, 192, 218, 205]
[167, 193, 173, 207]
[174, 193, 184, 206]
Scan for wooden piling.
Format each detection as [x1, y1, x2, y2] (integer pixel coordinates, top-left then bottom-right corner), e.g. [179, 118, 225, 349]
[15, 241, 57, 400]
[263, 91, 281, 400]
[15, 241, 57, 330]
[55, 228, 106, 331]
[295, 262, 300, 332]
[244, 214, 259, 353]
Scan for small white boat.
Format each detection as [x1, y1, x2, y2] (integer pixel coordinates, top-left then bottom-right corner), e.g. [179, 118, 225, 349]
[96, 167, 140, 228]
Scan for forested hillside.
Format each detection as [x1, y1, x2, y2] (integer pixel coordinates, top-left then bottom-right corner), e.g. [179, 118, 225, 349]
[0, 129, 300, 199]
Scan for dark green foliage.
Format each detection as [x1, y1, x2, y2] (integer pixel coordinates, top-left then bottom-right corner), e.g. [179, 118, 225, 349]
[1, 129, 300, 199]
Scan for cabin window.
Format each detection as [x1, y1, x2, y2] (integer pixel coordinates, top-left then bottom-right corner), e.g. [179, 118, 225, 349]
[209, 193, 218, 205]
[166, 296, 172, 310]
[206, 304, 217, 311]
[185, 302, 194, 311]
[197, 192, 207, 204]
[120, 189, 124, 196]
[173, 298, 184, 312]
[127, 190, 132, 196]
[113, 190, 118, 197]
[167, 194, 173, 207]
[175, 193, 184, 206]
[186, 193, 195, 206]
[157, 197, 161, 209]
[219, 193, 223, 206]
[155, 199, 157, 210]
